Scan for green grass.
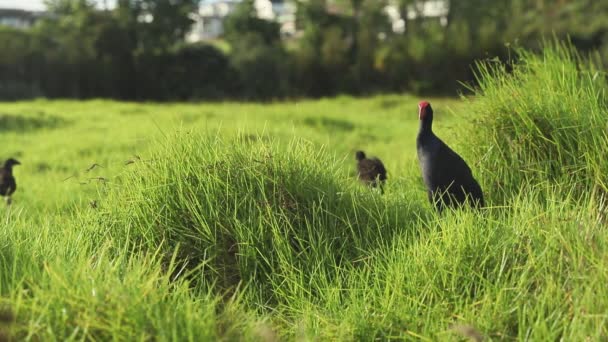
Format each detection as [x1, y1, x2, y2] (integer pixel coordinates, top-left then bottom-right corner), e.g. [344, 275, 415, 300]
[464, 40, 608, 204]
[1, 42, 608, 340]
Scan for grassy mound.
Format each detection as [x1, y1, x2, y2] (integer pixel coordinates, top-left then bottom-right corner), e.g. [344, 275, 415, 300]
[464, 41, 608, 202]
[343, 188, 608, 340]
[95, 133, 423, 304]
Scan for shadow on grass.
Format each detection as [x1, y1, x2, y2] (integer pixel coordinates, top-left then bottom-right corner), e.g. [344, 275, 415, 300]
[0, 112, 68, 132]
[376, 98, 402, 109]
[302, 116, 355, 132]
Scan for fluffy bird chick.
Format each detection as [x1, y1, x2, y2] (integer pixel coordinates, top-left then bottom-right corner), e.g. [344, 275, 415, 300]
[355, 151, 387, 194]
[0, 158, 20, 206]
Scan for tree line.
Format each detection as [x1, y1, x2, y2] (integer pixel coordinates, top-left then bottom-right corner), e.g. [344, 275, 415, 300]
[1, 0, 607, 101]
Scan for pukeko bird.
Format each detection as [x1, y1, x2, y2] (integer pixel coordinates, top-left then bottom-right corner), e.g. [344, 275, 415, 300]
[416, 101, 484, 212]
[0, 158, 20, 206]
[355, 150, 387, 194]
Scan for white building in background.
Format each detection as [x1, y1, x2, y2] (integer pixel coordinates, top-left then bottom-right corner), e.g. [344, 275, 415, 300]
[186, 0, 448, 42]
[259, 0, 297, 37]
[0, 8, 42, 29]
[187, 0, 297, 42]
[187, 0, 238, 41]
[385, 0, 449, 34]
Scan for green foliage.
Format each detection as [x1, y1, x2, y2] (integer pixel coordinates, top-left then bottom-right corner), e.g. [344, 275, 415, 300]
[44, 0, 97, 14]
[230, 35, 290, 100]
[224, 1, 290, 100]
[224, 0, 281, 45]
[31, 3, 115, 98]
[0, 82, 41, 101]
[135, 43, 235, 100]
[116, 0, 198, 52]
[350, 0, 391, 91]
[2, 52, 608, 338]
[292, 0, 355, 96]
[464, 41, 608, 203]
[2, 0, 608, 100]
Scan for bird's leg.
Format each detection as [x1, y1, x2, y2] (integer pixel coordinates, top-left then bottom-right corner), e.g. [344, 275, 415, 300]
[4, 196, 11, 206]
[373, 176, 385, 195]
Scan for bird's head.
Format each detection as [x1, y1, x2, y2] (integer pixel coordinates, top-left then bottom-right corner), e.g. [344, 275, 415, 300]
[355, 151, 366, 161]
[4, 158, 20, 168]
[418, 101, 433, 121]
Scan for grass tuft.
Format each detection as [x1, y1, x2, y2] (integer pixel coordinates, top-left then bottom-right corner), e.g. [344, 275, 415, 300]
[464, 40, 608, 203]
[93, 133, 423, 306]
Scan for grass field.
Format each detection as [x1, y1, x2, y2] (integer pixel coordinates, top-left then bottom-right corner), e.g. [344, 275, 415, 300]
[0, 94, 463, 216]
[1, 43, 608, 340]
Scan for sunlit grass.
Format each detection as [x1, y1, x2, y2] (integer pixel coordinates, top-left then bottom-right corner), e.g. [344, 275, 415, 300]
[0, 43, 607, 340]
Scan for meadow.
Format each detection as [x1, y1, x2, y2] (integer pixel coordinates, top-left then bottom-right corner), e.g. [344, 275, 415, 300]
[0, 43, 608, 340]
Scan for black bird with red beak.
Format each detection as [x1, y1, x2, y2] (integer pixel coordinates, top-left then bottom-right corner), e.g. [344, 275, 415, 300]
[0, 158, 20, 206]
[416, 101, 484, 212]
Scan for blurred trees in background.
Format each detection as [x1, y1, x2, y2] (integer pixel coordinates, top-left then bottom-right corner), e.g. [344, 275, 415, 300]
[223, 0, 289, 99]
[0, 0, 607, 100]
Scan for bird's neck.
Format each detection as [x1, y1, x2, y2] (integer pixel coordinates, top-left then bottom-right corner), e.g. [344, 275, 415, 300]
[3, 165, 12, 173]
[418, 119, 433, 137]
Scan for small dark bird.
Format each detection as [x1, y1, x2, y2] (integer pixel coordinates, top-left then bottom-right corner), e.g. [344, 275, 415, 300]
[0, 158, 20, 206]
[416, 101, 484, 212]
[355, 151, 387, 193]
